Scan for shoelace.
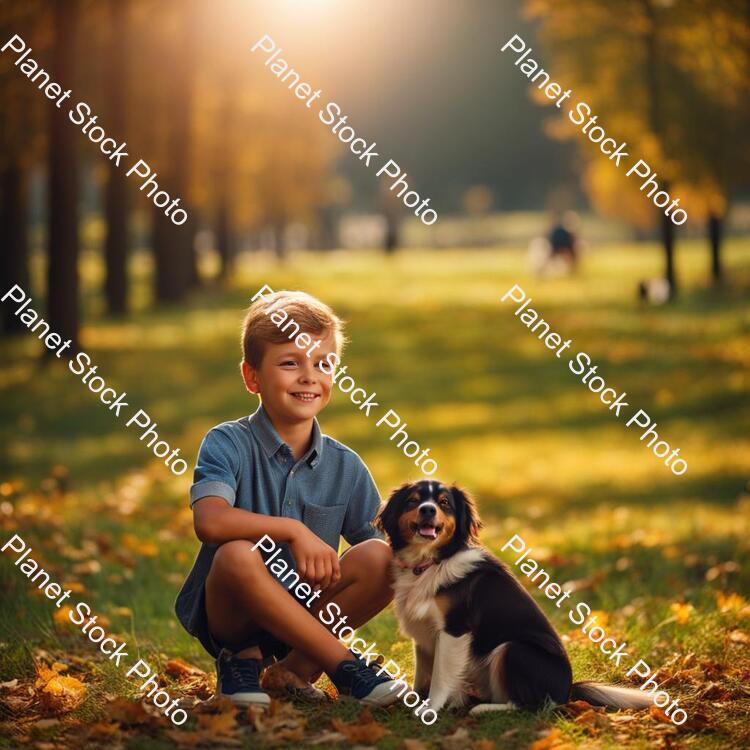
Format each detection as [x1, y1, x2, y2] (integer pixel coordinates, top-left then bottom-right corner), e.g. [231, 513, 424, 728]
[227, 659, 260, 685]
[341, 660, 384, 691]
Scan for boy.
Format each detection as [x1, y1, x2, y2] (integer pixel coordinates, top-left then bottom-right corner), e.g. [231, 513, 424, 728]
[175, 289, 399, 708]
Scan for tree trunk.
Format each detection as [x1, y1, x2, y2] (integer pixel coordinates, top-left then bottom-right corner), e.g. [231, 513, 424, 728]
[104, 0, 130, 316]
[661, 201, 676, 293]
[708, 213, 723, 284]
[642, 0, 677, 295]
[384, 212, 399, 254]
[47, 0, 80, 351]
[152, 205, 186, 302]
[1, 162, 30, 334]
[216, 197, 233, 280]
[273, 219, 287, 261]
[151, 1, 197, 302]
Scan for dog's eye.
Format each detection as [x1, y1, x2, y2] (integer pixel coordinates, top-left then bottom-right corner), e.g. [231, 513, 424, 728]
[438, 495, 450, 506]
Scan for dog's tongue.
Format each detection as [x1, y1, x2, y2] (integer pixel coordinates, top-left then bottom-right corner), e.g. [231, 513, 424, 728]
[419, 525, 438, 539]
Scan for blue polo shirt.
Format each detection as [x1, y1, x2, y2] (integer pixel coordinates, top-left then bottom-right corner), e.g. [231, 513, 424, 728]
[175, 404, 382, 643]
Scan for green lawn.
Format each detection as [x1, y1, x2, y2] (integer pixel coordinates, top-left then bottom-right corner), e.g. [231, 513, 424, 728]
[1, 240, 749, 748]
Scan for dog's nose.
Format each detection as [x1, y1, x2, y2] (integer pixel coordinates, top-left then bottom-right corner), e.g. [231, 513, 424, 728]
[418, 503, 437, 518]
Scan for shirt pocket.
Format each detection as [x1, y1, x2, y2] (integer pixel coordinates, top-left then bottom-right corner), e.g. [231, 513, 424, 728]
[301, 501, 347, 550]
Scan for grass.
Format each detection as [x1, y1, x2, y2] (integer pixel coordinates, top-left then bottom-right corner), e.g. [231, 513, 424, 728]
[1, 239, 749, 748]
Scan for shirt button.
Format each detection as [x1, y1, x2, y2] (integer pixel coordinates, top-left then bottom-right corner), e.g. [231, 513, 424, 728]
[290, 470, 295, 476]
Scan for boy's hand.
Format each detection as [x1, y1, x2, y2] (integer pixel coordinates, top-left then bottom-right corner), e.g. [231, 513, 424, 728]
[288, 522, 341, 590]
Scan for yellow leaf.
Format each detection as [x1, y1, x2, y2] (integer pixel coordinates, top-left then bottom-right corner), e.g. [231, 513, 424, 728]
[53, 607, 74, 626]
[35, 664, 86, 714]
[41, 674, 87, 712]
[670, 602, 693, 624]
[716, 591, 748, 614]
[121, 533, 159, 557]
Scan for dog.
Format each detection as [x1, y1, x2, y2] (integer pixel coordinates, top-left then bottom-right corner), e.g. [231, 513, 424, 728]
[375, 480, 653, 714]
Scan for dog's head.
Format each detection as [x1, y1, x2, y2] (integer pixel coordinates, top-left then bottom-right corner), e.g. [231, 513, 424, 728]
[375, 480, 482, 562]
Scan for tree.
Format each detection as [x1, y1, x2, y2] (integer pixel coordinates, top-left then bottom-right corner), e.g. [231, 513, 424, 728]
[130, 0, 198, 303]
[47, 0, 80, 349]
[103, 0, 131, 315]
[663, 0, 750, 284]
[524, 0, 749, 292]
[190, 1, 334, 272]
[0, 2, 45, 335]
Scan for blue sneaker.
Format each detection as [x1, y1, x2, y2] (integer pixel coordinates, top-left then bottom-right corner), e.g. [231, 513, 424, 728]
[216, 649, 271, 707]
[331, 659, 402, 707]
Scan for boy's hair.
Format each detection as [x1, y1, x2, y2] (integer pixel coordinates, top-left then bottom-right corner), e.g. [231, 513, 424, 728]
[242, 290, 346, 368]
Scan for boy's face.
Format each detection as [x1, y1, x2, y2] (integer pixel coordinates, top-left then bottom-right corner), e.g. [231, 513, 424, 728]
[242, 331, 338, 424]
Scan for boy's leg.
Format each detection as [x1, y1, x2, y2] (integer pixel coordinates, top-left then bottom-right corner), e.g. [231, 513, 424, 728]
[205, 541, 353, 676]
[279, 538, 393, 682]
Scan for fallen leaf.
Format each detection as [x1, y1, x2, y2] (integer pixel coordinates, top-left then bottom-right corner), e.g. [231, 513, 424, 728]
[403, 739, 429, 750]
[561, 699, 599, 716]
[574, 709, 611, 733]
[197, 709, 238, 735]
[675, 711, 711, 731]
[529, 728, 575, 750]
[53, 607, 75, 627]
[331, 707, 389, 744]
[728, 629, 750, 644]
[0, 679, 18, 690]
[122, 533, 159, 557]
[38, 673, 86, 713]
[437, 727, 471, 750]
[669, 602, 693, 625]
[249, 699, 307, 741]
[62, 581, 85, 594]
[698, 682, 730, 701]
[108, 697, 154, 726]
[165, 657, 205, 679]
[649, 706, 672, 724]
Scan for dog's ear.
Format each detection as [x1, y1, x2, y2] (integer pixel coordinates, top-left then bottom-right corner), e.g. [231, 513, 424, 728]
[451, 484, 483, 546]
[374, 482, 413, 549]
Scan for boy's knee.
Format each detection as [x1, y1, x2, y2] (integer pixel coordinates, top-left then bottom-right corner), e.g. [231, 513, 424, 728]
[211, 541, 265, 579]
[354, 538, 393, 576]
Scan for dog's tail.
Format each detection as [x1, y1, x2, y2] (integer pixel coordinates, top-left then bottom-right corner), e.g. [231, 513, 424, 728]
[570, 681, 652, 710]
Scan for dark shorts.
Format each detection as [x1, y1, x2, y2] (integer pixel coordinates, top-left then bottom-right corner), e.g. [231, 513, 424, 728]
[193, 585, 292, 661]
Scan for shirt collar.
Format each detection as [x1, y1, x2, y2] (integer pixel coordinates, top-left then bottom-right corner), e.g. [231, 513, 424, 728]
[249, 404, 322, 469]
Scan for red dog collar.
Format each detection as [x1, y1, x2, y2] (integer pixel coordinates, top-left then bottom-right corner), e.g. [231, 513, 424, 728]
[395, 558, 436, 576]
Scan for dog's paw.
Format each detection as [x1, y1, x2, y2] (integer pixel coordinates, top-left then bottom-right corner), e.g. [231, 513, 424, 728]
[469, 702, 516, 715]
[446, 693, 470, 711]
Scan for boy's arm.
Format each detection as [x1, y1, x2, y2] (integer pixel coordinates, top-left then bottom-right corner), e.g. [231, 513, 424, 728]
[193, 497, 341, 589]
[193, 496, 300, 545]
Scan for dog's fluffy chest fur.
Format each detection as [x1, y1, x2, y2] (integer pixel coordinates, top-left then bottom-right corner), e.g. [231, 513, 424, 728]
[392, 548, 485, 643]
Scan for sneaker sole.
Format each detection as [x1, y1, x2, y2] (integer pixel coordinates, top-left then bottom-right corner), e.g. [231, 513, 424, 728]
[355, 682, 403, 708]
[219, 691, 272, 707]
